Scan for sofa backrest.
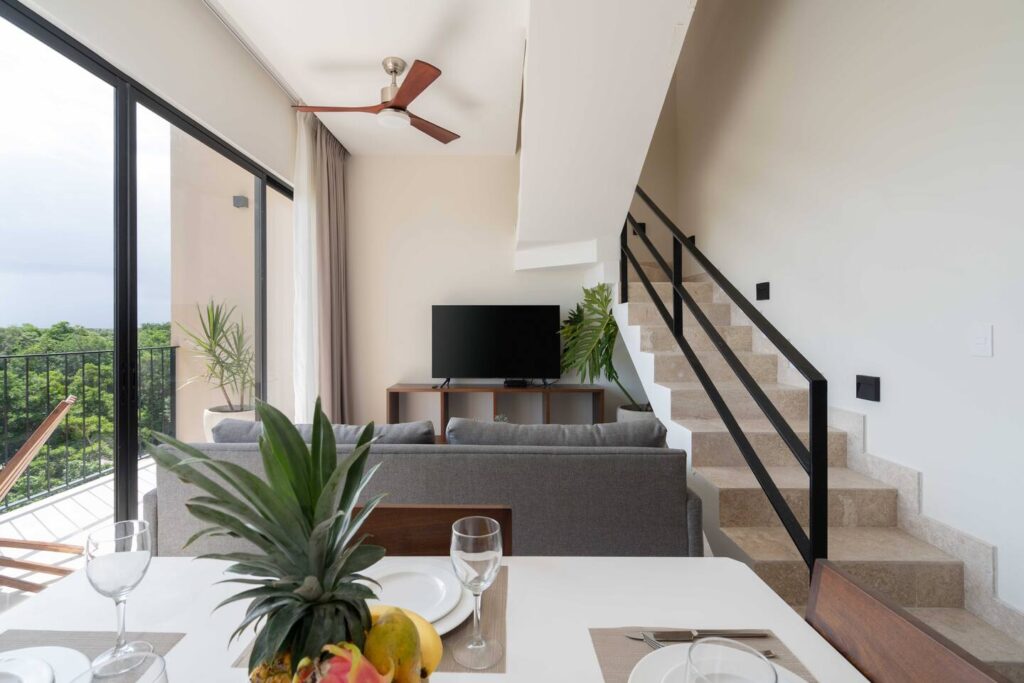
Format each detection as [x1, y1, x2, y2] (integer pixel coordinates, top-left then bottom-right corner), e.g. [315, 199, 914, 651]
[148, 443, 699, 558]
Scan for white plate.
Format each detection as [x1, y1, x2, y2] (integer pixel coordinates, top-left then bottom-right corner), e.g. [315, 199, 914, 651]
[0, 647, 90, 683]
[628, 643, 809, 683]
[431, 586, 474, 637]
[362, 559, 462, 624]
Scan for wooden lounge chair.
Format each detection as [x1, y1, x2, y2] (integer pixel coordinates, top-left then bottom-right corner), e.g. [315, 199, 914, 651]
[0, 396, 84, 593]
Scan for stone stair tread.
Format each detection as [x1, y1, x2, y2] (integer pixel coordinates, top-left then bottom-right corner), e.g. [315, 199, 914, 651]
[724, 526, 960, 564]
[675, 417, 844, 435]
[658, 381, 805, 394]
[698, 466, 895, 492]
[909, 608, 1024, 667]
[653, 349, 774, 360]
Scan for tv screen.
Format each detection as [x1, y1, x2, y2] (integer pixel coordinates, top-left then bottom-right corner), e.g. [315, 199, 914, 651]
[432, 305, 561, 380]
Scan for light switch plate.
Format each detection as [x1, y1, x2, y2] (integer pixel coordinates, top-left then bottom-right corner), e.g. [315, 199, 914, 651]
[970, 324, 993, 357]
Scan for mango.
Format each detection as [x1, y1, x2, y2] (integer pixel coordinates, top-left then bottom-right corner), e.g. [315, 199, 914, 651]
[369, 604, 443, 677]
[364, 608, 423, 683]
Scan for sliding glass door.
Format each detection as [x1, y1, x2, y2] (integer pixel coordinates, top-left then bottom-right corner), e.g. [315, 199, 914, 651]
[0, 0, 292, 524]
[0, 13, 116, 524]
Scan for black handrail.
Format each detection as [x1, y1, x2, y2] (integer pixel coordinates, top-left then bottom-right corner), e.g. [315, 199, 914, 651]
[622, 187, 828, 568]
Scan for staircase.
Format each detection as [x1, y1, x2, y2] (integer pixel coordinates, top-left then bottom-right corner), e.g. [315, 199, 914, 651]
[615, 191, 1024, 681]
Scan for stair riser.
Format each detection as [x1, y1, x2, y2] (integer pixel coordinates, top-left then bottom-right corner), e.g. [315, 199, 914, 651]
[627, 263, 671, 283]
[671, 387, 808, 421]
[628, 301, 732, 327]
[754, 561, 964, 608]
[654, 352, 777, 384]
[690, 430, 848, 467]
[640, 325, 753, 354]
[628, 281, 715, 303]
[717, 487, 897, 527]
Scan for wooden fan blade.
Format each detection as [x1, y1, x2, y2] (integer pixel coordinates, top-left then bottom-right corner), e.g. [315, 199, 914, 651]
[409, 113, 460, 144]
[293, 103, 387, 113]
[390, 60, 441, 109]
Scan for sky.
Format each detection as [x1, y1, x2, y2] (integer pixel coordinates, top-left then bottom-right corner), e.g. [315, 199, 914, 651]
[0, 17, 171, 328]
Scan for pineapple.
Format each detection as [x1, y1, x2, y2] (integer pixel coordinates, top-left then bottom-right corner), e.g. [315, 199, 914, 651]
[152, 399, 386, 677]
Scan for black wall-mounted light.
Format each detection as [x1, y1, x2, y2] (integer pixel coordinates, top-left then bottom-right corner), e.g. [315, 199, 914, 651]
[756, 282, 770, 301]
[856, 375, 881, 402]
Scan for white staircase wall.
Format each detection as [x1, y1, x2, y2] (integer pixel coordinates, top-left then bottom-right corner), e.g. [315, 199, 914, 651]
[514, 0, 696, 269]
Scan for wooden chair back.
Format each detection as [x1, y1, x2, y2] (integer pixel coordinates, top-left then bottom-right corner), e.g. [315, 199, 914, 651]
[806, 560, 1009, 683]
[0, 396, 76, 501]
[356, 504, 512, 556]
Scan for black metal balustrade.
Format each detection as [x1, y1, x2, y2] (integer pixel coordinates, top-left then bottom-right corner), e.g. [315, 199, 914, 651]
[0, 346, 177, 511]
[622, 186, 828, 570]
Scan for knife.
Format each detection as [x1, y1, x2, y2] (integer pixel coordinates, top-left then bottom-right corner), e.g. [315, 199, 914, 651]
[625, 629, 771, 642]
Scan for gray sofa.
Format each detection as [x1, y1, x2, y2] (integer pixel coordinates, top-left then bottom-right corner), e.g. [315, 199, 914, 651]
[144, 431, 702, 559]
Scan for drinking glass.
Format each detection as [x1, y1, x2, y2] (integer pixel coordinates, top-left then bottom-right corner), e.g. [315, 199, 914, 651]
[685, 637, 778, 682]
[85, 520, 154, 677]
[450, 516, 503, 670]
[70, 652, 167, 683]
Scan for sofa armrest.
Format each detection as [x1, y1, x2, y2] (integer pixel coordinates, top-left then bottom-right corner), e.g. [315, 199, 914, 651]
[686, 487, 704, 557]
[143, 489, 159, 556]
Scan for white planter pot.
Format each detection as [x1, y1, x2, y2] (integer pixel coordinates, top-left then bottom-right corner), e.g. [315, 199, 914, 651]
[203, 406, 256, 442]
[616, 405, 658, 423]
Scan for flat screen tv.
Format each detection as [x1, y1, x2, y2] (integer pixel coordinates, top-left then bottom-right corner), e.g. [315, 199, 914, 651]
[432, 305, 561, 380]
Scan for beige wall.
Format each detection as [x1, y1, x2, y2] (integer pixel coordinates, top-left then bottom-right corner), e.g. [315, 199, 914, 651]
[346, 155, 645, 427]
[169, 129, 256, 442]
[640, 0, 1024, 608]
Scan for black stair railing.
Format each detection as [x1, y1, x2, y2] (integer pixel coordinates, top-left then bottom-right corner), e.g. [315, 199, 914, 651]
[621, 185, 828, 570]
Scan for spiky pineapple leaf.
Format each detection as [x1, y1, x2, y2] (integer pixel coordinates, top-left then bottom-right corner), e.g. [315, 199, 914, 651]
[153, 398, 386, 676]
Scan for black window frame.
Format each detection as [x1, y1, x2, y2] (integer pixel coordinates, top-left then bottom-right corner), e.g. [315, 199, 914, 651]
[0, 0, 293, 521]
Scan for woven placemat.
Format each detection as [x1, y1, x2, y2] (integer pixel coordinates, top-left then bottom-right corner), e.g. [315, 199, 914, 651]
[234, 567, 509, 674]
[589, 627, 817, 683]
[0, 629, 185, 660]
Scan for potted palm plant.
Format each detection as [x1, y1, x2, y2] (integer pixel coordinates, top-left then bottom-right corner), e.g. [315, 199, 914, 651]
[179, 300, 256, 441]
[560, 283, 653, 421]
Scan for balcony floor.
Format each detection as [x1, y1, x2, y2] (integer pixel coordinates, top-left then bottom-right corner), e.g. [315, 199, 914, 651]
[0, 458, 156, 613]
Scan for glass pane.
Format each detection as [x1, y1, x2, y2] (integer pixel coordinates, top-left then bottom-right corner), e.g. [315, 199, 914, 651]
[266, 188, 294, 418]
[0, 15, 115, 587]
[136, 104, 257, 454]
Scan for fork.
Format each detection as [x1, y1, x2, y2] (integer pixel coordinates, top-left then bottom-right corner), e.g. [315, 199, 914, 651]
[641, 632, 776, 659]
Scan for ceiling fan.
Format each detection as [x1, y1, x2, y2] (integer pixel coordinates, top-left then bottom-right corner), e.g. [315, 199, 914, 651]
[294, 57, 460, 144]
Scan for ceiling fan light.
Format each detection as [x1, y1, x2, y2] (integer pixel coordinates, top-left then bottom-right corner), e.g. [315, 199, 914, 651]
[378, 108, 411, 129]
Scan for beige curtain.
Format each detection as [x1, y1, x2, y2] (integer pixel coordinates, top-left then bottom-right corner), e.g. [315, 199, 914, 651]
[313, 124, 349, 423]
[293, 112, 350, 423]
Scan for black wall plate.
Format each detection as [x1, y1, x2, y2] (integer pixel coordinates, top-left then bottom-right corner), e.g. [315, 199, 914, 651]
[856, 375, 881, 402]
[756, 282, 770, 300]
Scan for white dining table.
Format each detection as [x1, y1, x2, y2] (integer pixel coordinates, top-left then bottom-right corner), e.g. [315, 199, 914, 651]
[0, 556, 867, 682]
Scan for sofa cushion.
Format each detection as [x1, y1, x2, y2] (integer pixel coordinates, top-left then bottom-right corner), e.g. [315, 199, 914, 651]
[211, 418, 263, 443]
[212, 418, 435, 445]
[295, 421, 435, 445]
[445, 417, 666, 448]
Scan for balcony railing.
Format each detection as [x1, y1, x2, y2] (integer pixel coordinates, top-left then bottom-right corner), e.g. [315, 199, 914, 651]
[0, 346, 177, 511]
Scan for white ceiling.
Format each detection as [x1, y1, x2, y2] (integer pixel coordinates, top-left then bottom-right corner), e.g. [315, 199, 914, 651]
[208, 0, 528, 155]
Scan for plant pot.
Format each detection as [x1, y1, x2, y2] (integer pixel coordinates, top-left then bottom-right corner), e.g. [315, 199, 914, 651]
[617, 404, 657, 422]
[203, 405, 256, 442]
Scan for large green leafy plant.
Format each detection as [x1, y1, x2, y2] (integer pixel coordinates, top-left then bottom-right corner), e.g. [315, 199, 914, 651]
[560, 283, 645, 409]
[179, 301, 255, 412]
[152, 399, 385, 673]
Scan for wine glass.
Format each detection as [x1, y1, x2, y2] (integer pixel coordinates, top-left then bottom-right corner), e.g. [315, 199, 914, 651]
[70, 652, 167, 683]
[685, 637, 778, 682]
[85, 520, 154, 677]
[449, 516, 503, 670]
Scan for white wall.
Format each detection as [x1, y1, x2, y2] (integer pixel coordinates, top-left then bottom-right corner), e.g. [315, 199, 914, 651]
[662, 0, 1024, 608]
[21, 0, 295, 181]
[346, 155, 645, 427]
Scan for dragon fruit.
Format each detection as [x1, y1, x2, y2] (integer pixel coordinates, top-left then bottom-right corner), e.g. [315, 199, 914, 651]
[292, 643, 394, 683]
